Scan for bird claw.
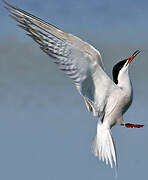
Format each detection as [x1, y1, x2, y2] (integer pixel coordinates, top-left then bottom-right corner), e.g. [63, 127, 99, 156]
[121, 123, 144, 128]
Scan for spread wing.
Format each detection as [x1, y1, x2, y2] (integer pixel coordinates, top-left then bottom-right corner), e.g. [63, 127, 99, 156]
[3, 0, 120, 118]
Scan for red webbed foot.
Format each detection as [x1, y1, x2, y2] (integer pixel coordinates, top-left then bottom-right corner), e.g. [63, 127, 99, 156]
[121, 123, 144, 128]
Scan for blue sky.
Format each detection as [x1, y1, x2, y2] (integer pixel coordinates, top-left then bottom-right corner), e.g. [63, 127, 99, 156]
[0, 0, 148, 180]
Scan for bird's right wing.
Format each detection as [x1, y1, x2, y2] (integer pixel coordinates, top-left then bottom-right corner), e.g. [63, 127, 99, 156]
[3, 0, 120, 117]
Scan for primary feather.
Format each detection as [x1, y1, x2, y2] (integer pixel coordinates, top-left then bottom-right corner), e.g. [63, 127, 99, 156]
[3, 0, 126, 172]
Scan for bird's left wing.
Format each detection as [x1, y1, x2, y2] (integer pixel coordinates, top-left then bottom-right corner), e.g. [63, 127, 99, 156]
[3, 0, 119, 117]
[3, 0, 103, 83]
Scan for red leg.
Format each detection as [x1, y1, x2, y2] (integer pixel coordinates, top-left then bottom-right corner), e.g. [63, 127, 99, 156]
[122, 123, 144, 128]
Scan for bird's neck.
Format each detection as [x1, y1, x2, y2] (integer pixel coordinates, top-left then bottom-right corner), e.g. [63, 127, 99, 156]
[117, 69, 132, 96]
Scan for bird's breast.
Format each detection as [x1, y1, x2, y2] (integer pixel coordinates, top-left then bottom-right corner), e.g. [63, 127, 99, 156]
[120, 93, 133, 114]
[103, 89, 133, 127]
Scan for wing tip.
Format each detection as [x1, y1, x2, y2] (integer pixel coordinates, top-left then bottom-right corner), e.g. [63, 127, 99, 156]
[2, 0, 16, 9]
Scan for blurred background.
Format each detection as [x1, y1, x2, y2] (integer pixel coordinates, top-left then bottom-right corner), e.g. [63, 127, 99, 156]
[0, 0, 148, 179]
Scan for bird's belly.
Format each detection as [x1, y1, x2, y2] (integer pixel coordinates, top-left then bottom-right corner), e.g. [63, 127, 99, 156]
[104, 93, 132, 127]
[120, 94, 132, 114]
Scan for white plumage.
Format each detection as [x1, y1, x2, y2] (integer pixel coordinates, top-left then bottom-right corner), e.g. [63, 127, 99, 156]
[3, 0, 143, 175]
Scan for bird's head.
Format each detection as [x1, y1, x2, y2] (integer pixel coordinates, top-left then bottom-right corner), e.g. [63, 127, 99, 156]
[112, 50, 140, 84]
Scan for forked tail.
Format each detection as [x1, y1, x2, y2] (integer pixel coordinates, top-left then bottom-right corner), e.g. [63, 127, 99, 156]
[92, 122, 117, 175]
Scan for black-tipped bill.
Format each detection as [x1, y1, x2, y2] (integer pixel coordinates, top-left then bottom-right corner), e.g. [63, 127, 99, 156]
[127, 50, 140, 65]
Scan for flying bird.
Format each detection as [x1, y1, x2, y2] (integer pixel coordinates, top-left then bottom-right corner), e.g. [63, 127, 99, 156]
[3, 0, 144, 174]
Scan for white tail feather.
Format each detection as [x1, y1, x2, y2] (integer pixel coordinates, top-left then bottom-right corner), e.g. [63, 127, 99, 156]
[92, 122, 117, 171]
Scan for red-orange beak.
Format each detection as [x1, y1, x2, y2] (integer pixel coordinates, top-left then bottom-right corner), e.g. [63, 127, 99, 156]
[126, 50, 140, 65]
